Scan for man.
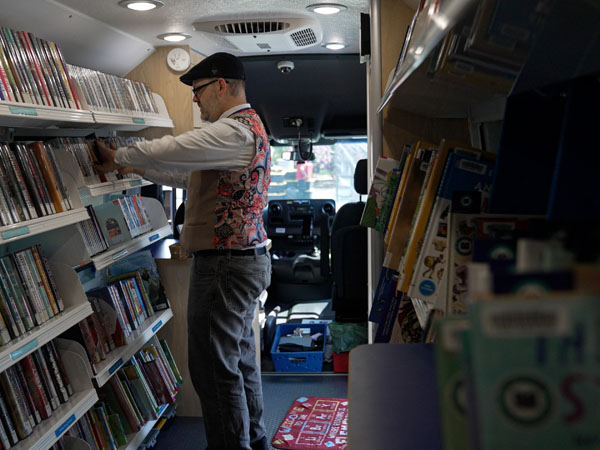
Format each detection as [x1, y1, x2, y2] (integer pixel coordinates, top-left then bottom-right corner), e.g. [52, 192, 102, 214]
[96, 52, 271, 450]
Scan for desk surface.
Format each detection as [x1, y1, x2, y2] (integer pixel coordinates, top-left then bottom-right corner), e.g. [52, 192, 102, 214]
[348, 343, 442, 450]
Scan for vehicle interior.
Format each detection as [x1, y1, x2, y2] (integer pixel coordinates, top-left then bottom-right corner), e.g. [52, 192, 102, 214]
[1, 0, 371, 371]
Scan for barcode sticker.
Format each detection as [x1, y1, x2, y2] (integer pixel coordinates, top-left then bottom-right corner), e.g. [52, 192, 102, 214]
[481, 304, 570, 337]
[458, 159, 487, 175]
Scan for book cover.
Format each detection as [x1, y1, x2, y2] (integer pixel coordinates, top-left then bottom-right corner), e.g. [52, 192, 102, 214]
[106, 250, 171, 311]
[359, 156, 400, 229]
[14, 362, 42, 426]
[384, 142, 435, 271]
[434, 317, 470, 450]
[0, 255, 35, 332]
[28, 141, 66, 214]
[87, 287, 128, 347]
[32, 348, 60, 410]
[160, 339, 184, 386]
[92, 200, 133, 247]
[408, 154, 495, 311]
[20, 354, 52, 420]
[0, 368, 33, 439]
[467, 295, 600, 450]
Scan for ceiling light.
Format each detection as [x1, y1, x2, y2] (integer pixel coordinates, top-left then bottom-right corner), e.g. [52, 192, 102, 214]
[118, 0, 164, 11]
[157, 33, 191, 42]
[306, 3, 348, 15]
[324, 42, 346, 50]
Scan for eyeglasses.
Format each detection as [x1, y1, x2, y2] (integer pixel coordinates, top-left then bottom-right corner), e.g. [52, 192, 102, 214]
[192, 79, 229, 98]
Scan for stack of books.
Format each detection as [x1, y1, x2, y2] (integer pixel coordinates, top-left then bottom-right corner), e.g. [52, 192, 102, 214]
[0, 341, 73, 448]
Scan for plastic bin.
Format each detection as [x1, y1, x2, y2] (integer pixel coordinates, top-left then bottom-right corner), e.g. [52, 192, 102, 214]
[270, 323, 328, 372]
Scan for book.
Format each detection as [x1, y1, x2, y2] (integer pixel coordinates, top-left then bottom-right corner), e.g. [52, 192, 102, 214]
[408, 154, 496, 313]
[359, 156, 400, 229]
[106, 250, 171, 311]
[383, 141, 436, 271]
[92, 200, 134, 247]
[466, 295, 600, 449]
[28, 141, 66, 213]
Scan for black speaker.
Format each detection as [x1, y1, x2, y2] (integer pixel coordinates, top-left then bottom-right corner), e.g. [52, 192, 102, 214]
[360, 13, 370, 59]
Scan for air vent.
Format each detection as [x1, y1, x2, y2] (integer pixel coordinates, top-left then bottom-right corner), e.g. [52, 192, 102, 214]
[214, 21, 290, 34]
[193, 18, 323, 53]
[290, 28, 317, 47]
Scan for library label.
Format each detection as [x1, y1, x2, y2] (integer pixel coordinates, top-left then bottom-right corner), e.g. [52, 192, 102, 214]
[109, 358, 124, 375]
[9, 105, 38, 116]
[152, 320, 163, 333]
[131, 179, 143, 186]
[11, 339, 38, 360]
[132, 117, 145, 124]
[1, 226, 30, 240]
[149, 233, 160, 242]
[55, 414, 76, 437]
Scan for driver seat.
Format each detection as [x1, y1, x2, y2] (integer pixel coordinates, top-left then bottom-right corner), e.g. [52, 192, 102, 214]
[330, 159, 368, 322]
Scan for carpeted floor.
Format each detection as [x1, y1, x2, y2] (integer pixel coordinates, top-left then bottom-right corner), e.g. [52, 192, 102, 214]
[154, 373, 348, 450]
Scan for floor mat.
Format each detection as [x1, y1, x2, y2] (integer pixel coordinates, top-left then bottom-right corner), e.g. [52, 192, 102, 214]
[271, 396, 348, 450]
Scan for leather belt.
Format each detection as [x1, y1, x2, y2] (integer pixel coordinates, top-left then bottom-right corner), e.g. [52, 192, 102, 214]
[193, 246, 268, 257]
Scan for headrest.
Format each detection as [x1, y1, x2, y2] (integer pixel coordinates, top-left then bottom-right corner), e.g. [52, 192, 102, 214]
[354, 159, 368, 195]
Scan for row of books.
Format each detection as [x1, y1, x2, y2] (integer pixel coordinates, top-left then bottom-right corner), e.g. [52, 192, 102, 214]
[0, 341, 73, 448]
[363, 139, 496, 342]
[385, 0, 541, 98]
[0, 141, 72, 227]
[69, 64, 159, 115]
[80, 273, 158, 371]
[435, 291, 600, 450]
[0, 26, 80, 109]
[47, 136, 144, 187]
[77, 194, 153, 258]
[63, 339, 181, 450]
[0, 244, 64, 346]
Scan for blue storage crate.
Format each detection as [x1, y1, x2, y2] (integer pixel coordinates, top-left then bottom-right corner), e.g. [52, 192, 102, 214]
[270, 323, 328, 372]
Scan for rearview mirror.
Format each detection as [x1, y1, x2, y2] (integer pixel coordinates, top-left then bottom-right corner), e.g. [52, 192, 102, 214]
[281, 150, 315, 162]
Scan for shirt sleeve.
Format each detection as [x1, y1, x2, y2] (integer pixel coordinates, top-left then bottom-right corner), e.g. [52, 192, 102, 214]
[142, 169, 189, 189]
[114, 118, 256, 172]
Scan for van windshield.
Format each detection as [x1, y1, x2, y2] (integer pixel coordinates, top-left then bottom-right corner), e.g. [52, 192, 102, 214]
[269, 140, 367, 208]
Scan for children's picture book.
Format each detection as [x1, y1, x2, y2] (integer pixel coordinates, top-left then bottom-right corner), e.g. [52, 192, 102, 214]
[408, 154, 495, 311]
[359, 156, 400, 229]
[106, 250, 170, 311]
[466, 295, 600, 450]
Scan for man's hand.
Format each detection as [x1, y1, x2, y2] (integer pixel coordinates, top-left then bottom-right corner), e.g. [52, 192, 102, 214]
[95, 139, 122, 173]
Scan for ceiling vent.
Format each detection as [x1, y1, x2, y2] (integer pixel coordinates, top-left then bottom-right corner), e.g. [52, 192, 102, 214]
[193, 18, 322, 53]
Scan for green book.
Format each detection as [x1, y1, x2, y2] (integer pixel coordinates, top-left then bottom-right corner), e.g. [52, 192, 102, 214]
[160, 339, 183, 385]
[107, 412, 127, 447]
[466, 295, 600, 449]
[434, 317, 470, 450]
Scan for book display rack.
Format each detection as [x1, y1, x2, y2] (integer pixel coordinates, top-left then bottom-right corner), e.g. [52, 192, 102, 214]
[357, 0, 600, 448]
[0, 24, 179, 450]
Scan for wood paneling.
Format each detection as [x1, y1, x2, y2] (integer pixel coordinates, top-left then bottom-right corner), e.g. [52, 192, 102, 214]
[125, 45, 197, 137]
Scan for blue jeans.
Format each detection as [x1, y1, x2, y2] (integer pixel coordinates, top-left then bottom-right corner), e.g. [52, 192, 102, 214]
[187, 251, 271, 450]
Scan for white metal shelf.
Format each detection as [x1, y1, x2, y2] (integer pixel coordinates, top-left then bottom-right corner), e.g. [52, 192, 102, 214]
[92, 308, 173, 387]
[0, 261, 92, 372]
[118, 403, 170, 450]
[0, 303, 93, 373]
[80, 178, 153, 198]
[12, 339, 98, 450]
[0, 100, 95, 128]
[12, 388, 98, 450]
[89, 223, 172, 271]
[0, 208, 90, 244]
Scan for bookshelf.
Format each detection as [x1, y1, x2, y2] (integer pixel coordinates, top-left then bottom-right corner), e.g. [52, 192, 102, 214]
[90, 308, 173, 388]
[358, 0, 600, 448]
[0, 27, 179, 449]
[9, 339, 98, 450]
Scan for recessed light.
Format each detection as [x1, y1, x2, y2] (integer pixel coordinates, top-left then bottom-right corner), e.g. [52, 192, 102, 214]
[157, 33, 191, 42]
[306, 3, 348, 15]
[324, 42, 346, 50]
[118, 0, 164, 11]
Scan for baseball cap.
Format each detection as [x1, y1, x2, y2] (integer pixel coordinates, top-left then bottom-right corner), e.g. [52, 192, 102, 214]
[179, 52, 246, 85]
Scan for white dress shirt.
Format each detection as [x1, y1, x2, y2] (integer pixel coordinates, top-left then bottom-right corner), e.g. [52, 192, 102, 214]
[114, 103, 256, 188]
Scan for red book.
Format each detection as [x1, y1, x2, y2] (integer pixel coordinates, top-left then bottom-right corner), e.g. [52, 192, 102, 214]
[20, 355, 52, 420]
